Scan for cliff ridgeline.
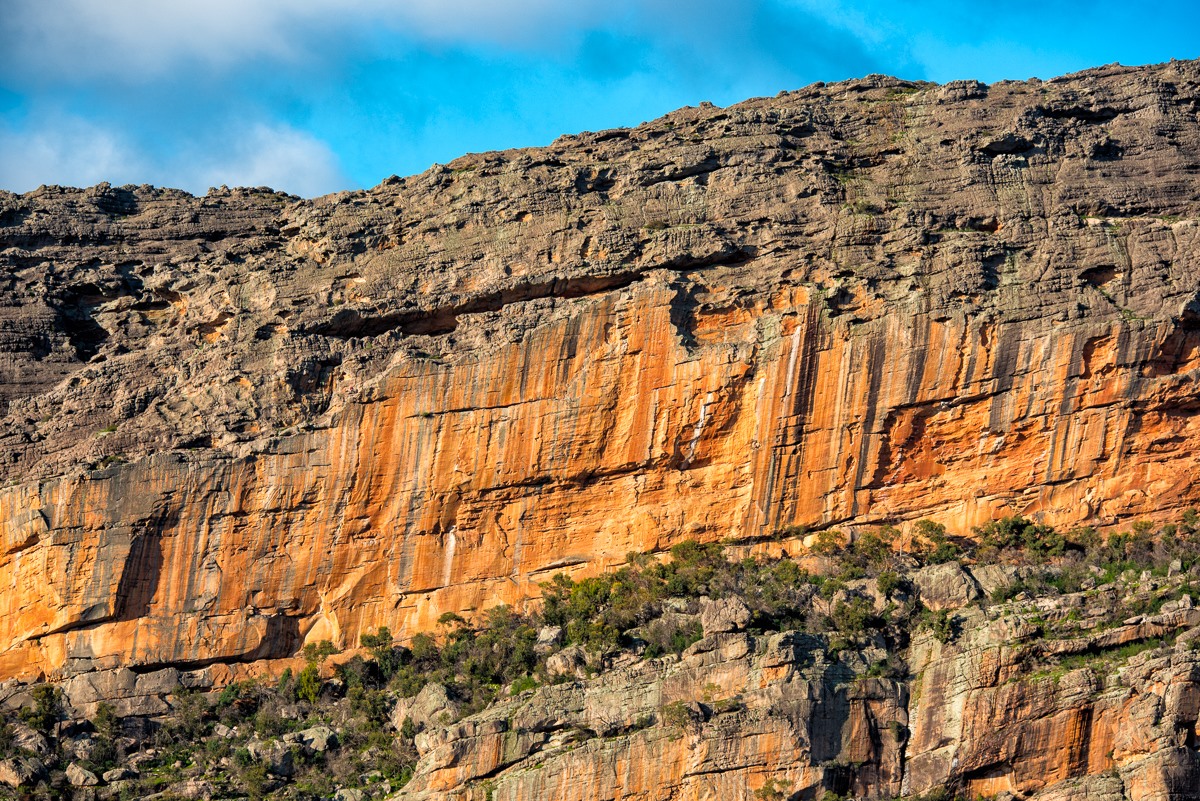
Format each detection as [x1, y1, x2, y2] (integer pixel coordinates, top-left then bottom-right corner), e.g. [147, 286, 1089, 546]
[1, 59, 1200, 800]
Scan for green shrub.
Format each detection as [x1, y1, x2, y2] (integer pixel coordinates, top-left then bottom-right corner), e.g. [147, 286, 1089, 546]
[811, 530, 846, 557]
[400, 715, 417, 740]
[510, 675, 539, 695]
[829, 596, 875, 637]
[853, 526, 898, 569]
[361, 627, 404, 679]
[20, 685, 63, 733]
[643, 617, 703, 658]
[1045, 564, 1090, 594]
[296, 663, 322, 704]
[302, 639, 339, 664]
[754, 778, 792, 800]
[990, 582, 1022, 604]
[348, 686, 393, 727]
[911, 519, 962, 564]
[252, 708, 294, 737]
[168, 688, 208, 741]
[818, 578, 846, 600]
[1066, 525, 1101, 552]
[1182, 508, 1200, 538]
[82, 701, 122, 771]
[93, 701, 119, 739]
[275, 667, 295, 700]
[975, 516, 1065, 560]
[865, 654, 906, 679]
[336, 655, 382, 692]
[239, 762, 271, 801]
[659, 700, 693, 729]
[920, 608, 957, 644]
[910, 789, 952, 801]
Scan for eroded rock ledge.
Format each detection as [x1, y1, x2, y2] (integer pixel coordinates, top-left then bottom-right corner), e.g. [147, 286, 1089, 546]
[3, 531, 1200, 801]
[1, 60, 1200, 682]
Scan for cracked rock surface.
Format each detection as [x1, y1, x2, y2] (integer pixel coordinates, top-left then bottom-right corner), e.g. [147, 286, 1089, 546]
[0, 60, 1199, 679]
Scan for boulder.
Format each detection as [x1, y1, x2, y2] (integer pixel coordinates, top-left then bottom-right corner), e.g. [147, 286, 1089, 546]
[912, 562, 981, 611]
[10, 722, 50, 756]
[285, 725, 337, 753]
[968, 564, 1032, 600]
[535, 626, 564, 655]
[66, 762, 101, 787]
[545, 645, 589, 680]
[683, 632, 754, 664]
[172, 779, 215, 800]
[62, 733, 100, 762]
[700, 596, 752, 635]
[62, 668, 175, 718]
[246, 738, 295, 777]
[0, 757, 45, 788]
[389, 683, 461, 732]
[102, 767, 138, 783]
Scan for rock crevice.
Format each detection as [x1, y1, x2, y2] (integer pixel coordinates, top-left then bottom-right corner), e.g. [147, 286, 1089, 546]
[0, 61, 1198, 683]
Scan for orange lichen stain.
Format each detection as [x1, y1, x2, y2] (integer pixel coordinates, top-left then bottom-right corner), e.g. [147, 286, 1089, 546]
[1, 283, 1199, 680]
[691, 304, 760, 346]
[966, 772, 1016, 797]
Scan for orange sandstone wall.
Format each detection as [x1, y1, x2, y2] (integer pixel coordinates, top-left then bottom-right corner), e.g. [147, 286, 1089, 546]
[1, 61, 1200, 679]
[2, 279, 1199, 679]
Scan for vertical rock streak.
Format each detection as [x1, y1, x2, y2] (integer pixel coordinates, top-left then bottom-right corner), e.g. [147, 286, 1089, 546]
[0, 61, 1197, 680]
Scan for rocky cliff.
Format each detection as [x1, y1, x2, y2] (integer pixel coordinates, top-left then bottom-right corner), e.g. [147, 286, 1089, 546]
[6, 541, 1200, 801]
[389, 571, 1200, 801]
[1, 59, 1200, 689]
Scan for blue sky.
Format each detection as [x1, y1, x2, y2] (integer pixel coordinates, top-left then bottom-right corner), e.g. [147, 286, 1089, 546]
[1, 1, 1197, 197]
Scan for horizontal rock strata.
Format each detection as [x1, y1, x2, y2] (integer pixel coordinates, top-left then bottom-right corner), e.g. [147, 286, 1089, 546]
[0, 60, 1199, 681]
[388, 567, 1200, 801]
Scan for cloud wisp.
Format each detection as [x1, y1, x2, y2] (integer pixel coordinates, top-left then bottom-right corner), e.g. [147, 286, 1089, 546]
[0, 114, 142, 192]
[0, 113, 346, 197]
[2, 0, 616, 81]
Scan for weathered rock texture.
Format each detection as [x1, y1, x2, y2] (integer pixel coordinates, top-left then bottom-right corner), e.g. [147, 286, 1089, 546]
[1, 60, 1200, 684]
[398, 630, 908, 801]
[387, 571, 1200, 801]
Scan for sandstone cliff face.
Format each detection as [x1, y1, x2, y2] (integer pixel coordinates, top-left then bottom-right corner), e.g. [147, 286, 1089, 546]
[1, 61, 1200, 683]
[397, 631, 908, 801]
[386, 568, 1200, 801]
[7, 554, 1198, 801]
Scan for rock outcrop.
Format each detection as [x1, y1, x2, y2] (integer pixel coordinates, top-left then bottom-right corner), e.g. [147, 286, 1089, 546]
[1, 60, 1200, 686]
[381, 566, 1200, 801]
[2, 543, 1198, 799]
[396, 630, 907, 800]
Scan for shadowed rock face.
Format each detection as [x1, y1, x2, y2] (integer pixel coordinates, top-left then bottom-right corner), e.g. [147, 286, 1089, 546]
[1, 60, 1200, 680]
[382, 583, 1200, 801]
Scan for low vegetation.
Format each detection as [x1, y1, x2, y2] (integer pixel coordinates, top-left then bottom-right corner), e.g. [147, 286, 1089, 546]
[1, 510, 1197, 799]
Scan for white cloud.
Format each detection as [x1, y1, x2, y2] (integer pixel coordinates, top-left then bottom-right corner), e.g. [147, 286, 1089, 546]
[2, 0, 604, 78]
[0, 115, 346, 197]
[185, 123, 346, 197]
[0, 115, 146, 191]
